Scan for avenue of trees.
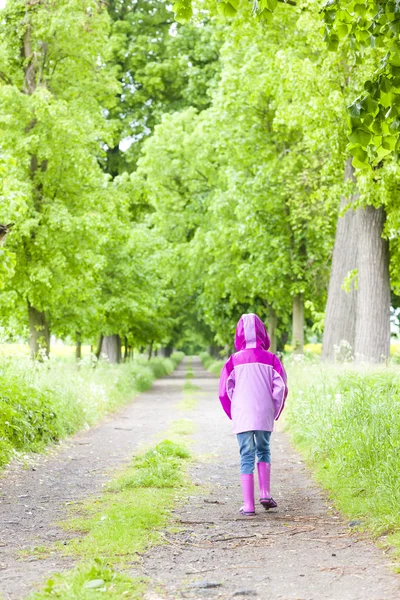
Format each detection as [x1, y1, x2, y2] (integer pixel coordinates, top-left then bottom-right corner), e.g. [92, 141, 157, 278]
[1, 0, 400, 362]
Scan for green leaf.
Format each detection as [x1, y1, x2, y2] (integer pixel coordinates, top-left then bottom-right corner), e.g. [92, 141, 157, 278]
[381, 135, 397, 151]
[375, 145, 392, 160]
[347, 100, 362, 117]
[348, 127, 371, 147]
[349, 145, 369, 162]
[371, 119, 383, 134]
[337, 23, 349, 38]
[390, 118, 400, 132]
[360, 95, 379, 117]
[353, 4, 367, 17]
[217, 1, 238, 17]
[174, 6, 193, 22]
[327, 34, 340, 51]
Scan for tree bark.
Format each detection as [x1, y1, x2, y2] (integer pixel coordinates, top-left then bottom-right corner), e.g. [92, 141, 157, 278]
[161, 345, 173, 358]
[354, 205, 390, 362]
[267, 306, 278, 354]
[322, 159, 358, 360]
[95, 334, 104, 360]
[147, 341, 153, 361]
[76, 332, 82, 361]
[102, 334, 122, 364]
[292, 294, 304, 353]
[28, 302, 50, 360]
[123, 336, 128, 362]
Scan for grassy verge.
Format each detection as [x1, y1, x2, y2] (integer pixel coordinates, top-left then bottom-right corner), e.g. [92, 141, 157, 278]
[199, 351, 224, 377]
[285, 363, 400, 563]
[28, 439, 191, 600]
[0, 352, 184, 468]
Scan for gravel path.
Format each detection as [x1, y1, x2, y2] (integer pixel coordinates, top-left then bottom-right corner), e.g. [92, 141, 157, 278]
[141, 358, 400, 600]
[1, 357, 399, 600]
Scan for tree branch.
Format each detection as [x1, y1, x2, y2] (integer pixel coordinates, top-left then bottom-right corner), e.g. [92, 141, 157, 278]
[0, 71, 12, 85]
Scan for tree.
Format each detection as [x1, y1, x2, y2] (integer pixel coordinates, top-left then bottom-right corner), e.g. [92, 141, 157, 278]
[0, 0, 119, 358]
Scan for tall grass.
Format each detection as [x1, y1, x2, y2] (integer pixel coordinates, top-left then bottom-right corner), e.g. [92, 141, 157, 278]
[0, 352, 184, 468]
[286, 364, 400, 544]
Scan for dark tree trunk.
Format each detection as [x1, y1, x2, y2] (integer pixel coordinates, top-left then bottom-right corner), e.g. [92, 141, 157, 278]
[277, 330, 289, 353]
[267, 306, 278, 354]
[147, 341, 153, 361]
[322, 159, 358, 360]
[354, 205, 390, 362]
[28, 302, 50, 360]
[76, 331, 82, 361]
[123, 336, 128, 362]
[95, 334, 104, 360]
[209, 345, 223, 357]
[292, 294, 304, 353]
[102, 334, 122, 364]
[161, 345, 173, 358]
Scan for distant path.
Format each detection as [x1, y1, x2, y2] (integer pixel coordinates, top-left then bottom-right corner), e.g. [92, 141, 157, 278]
[0, 360, 189, 599]
[141, 358, 400, 600]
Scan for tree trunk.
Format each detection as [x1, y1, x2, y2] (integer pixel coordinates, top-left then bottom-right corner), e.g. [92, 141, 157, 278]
[292, 294, 304, 353]
[147, 341, 153, 361]
[95, 334, 104, 360]
[354, 205, 390, 362]
[28, 302, 50, 360]
[102, 334, 122, 364]
[123, 336, 128, 362]
[322, 159, 358, 360]
[76, 332, 82, 361]
[161, 345, 173, 358]
[267, 306, 278, 354]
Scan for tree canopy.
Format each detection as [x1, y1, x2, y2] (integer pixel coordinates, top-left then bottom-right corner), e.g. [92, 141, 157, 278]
[0, 0, 399, 362]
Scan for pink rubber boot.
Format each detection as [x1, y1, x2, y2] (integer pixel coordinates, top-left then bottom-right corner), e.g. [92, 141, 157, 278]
[257, 462, 277, 510]
[239, 474, 256, 516]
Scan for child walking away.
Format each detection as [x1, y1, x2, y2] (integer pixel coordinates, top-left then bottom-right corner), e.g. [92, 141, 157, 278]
[219, 313, 288, 516]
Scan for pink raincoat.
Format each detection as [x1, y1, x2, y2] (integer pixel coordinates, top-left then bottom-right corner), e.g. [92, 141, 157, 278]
[219, 313, 288, 434]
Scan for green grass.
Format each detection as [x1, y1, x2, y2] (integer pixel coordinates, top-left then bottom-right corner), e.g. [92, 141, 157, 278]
[29, 439, 190, 599]
[171, 419, 195, 436]
[183, 380, 200, 392]
[199, 351, 224, 376]
[286, 364, 400, 561]
[0, 352, 184, 469]
[31, 561, 145, 600]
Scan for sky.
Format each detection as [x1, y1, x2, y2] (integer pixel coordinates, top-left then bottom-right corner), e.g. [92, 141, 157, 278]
[0, 0, 5, 7]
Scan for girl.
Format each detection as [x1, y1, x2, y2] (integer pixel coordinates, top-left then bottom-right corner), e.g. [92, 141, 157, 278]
[219, 313, 288, 516]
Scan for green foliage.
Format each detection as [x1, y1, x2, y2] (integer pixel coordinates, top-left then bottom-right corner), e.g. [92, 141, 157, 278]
[323, 0, 400, 166]
[138, 3, 346, 346]
[199, 351, 224, 376]
[286, 365, 400, 537]
[105, 0, 221, 175]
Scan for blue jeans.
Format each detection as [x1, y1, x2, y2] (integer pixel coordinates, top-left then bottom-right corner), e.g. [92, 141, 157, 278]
[237, 430, 271, 475]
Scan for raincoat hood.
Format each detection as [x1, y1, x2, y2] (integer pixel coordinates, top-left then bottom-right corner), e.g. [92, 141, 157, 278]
[234, 313, 270, 351]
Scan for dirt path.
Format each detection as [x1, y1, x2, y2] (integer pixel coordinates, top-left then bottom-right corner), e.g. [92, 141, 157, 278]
[1, 358, 400, 600]
[141, 358, 400, 600]
[0, 361, 189, 599]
